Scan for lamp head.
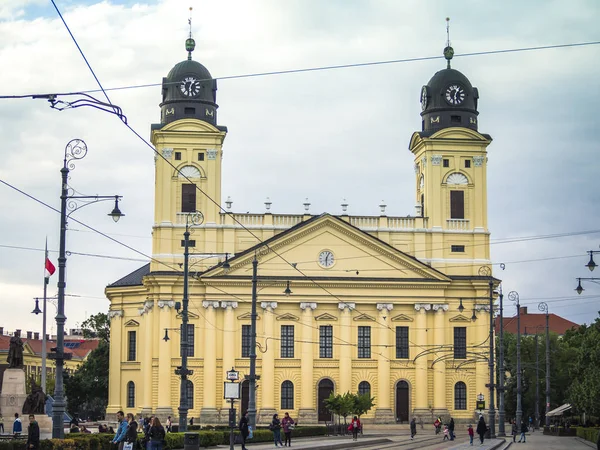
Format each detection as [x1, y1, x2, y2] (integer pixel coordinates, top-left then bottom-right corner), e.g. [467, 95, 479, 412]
[32, 299, 42, 315]
[284, 281, 292, 297]
[108, 196, 124, 222]
[586, 253, 597, 272]
[163, 329, 170, 342]
[575, 278, 584, 295]
[471, 310, 477, 322]
[222, 253, 231, 273]
[458, 298, 464, 313]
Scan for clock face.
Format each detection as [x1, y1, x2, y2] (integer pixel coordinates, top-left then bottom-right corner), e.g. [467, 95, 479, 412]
[180, 77, 201, 97]
[318, 250, 334, 268]
[420, 86, 428, 111]
[445, 84, 465, 105]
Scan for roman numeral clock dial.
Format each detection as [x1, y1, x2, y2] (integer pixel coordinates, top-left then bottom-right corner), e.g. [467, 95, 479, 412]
[180, 76, 201, 97]
[445, 84, 465, 105]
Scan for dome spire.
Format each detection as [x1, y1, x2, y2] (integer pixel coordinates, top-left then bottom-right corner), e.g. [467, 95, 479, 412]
[443, 17, 454, 69]
[185, 6, 195, 61]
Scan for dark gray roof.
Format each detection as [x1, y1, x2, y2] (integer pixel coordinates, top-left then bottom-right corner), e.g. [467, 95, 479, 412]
[108, 263, 150, 287]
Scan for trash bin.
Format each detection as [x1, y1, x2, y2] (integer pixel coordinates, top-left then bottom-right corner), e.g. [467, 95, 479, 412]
[184, 432, 199, 450]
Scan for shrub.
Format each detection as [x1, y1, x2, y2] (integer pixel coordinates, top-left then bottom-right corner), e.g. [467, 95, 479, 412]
[576, 427, 600, 443]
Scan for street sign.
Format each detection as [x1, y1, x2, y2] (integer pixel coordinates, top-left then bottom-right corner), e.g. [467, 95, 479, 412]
[226, 368, 239, 381]
[224, 381, 240, 399]
[476, 401, 485, 410]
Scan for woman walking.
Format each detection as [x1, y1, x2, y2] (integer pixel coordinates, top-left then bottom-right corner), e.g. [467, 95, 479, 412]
[270, 414, 283, 447]
[148, 417, 165, 450]
[476, 415, 487, 445]
[238, 411, 249, 450]
[125, 414, 138, 449]
[281, 412, 294, 447]
[511, 420, 518, 443]
[348, 416, 361, 442]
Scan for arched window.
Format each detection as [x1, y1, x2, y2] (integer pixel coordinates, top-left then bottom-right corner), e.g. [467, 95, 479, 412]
[186, 380, 194, 410]
[454, 381, 467, 410]
[281, 381, 294, 410]
[358, 381, 371, 396]
[127, 381, 135, 408]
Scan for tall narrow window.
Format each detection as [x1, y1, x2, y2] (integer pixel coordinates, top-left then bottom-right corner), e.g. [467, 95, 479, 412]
[281, 325, 294, 358]
[454, 327, 467, 359]
[450, 190, 465, 219]
[181, 183, 197, 212]
[358, 381, 371, 396]
[454, 381, 467, 410]
[358, 326, 371, 359]
[241, 325, 251, 358]
[186, 380, 194, 410]
[181, 324, 194, 357]
[281, 381, 294, 409]
[319, 325, 333, 358]
[127, 381, 135, 408]
[127, 331, 136, 361]
[396, 326, 409, 359]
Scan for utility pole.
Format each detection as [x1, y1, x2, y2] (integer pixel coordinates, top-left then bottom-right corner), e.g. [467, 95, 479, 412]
[539, 302, 550, 427]
[479, 266, 496, 439]
[509, 291, 522, 427]
[248, 255, 258, 429]
[535, 333, 540, 430]
[497, 287, 505, 436]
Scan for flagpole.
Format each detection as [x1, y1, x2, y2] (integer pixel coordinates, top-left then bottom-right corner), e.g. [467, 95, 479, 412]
[42, 238, 48, 394]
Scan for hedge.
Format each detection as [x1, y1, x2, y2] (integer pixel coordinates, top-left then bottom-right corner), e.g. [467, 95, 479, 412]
[576, 427, 600, 443]
[7, 426, 327, 450]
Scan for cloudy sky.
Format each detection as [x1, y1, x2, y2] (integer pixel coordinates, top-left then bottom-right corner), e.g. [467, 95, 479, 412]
[0, 0, 598, 336]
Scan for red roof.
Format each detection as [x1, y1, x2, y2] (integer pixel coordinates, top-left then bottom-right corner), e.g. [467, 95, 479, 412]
[494, 307, 579, 336]
[0, 334, 99, 360]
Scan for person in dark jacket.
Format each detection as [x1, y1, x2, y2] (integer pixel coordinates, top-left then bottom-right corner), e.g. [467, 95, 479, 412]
[449, 418, 455, 440]
[125, 413, 138, 444]
[238, 411, 249, 450]
[281, 412, 294, 447]
[476, 416, 487, 444]
[518, 420, 528, 443]
[410, 417, 417, 440]
[148, 417, 165, 450]
[270, 414, 283, 447]
[26, 415, 40, 450]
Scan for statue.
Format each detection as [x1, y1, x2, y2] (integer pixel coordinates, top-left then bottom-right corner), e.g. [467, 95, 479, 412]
[23, 382, 47, 414]
[7, 331, 24, 368]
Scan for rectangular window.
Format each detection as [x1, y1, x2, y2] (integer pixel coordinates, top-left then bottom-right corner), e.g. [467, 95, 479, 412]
[181, 324, 194, 357]
[174, 152, 182, 160]
[280, 325, 295, 358]
[451, 245, 465, 253]
[454, 327, 467, 359]
[451, 115, 461, 123]
[319, 325, 333, 358]
[127, 331, 136, 361]
[443, 159, 450, 168]
[450, 190, 465, 219]
[241, 325, 251, 358]
[358, 326, 371, 359]
[184, 107, 195, 114]
[465, 159, 471, 168]
[198, 152, 204, 161]
[181, 184, 197, 213]
[396, 326, 409, 359]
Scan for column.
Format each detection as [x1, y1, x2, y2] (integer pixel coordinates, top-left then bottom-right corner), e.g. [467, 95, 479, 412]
[375, 303, 395, 423]
[432, 304, 449, 417]
[106, 310, 123, 414]
[221, 301, 238, 410]
[156, 300, 174, 419]
[298, 302, 318, 424]
[475, 304, 490, 413]
[338, 302, 355, 394]
[140, 300, 154, 415]
[258, 302, 278, 422]
[200, 301, 220, 423]
[413, 303, 430, 418]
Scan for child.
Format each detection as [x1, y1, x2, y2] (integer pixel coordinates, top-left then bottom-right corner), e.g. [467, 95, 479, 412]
[468, 424, 474, 446]
[443, 425, 449, 441]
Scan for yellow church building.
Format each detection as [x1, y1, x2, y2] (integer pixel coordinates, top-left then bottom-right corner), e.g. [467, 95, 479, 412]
[106, 37, 498, 425]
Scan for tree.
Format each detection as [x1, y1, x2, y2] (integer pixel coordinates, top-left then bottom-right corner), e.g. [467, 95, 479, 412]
[353, 393, 375, 419]
[64, 312, 109, 420]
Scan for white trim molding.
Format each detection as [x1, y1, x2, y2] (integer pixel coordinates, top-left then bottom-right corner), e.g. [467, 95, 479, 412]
[432, 304, 449, 312]
[376, 303, 394, 312]
[108, 310, 124, 320]
[414, 303, 432, 311]
[299, 302, 317, 311]
[220, 301, 239, 309]
[203, 301, 220, 309]
[157, 300, 175, 309]
[338, 302, 356, 311]
[260, 302, 278, 310]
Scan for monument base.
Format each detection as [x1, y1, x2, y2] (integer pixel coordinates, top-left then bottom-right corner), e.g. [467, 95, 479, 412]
[0, 369, 27, 434]
[36, 415, 53, 434]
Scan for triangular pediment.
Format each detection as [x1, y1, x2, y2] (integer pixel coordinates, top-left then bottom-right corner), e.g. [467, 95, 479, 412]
[125, 319, 139, 327]
[391, 314, 414, 322]
[237, 312, 260, 321]
[353, 313, 375, 322]
[449, 315, 472, 323]
[177, 310, 199, 320]
[276, 313, 299, 322]
[315, 313, 337, 321]
[201, 214, 451, 283]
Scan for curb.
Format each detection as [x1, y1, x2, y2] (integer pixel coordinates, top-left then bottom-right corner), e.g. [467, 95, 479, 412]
[574, 437, 597, 449]
[240, 437, 393, 450]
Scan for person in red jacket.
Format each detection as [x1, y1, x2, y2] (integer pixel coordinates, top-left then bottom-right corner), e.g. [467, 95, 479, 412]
[468, 424, 474, 446]
[348, 416, 361, 441]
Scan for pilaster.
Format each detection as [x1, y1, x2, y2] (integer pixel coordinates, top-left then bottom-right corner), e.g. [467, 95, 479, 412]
[156, 300, 174, 419]
[221, 301, 238, 410]
[140, 300, 154, 415]
[200, 301, 219, 424]
[258, 302, 278, 423]
[374, 303, 395, 423]
[107, 310, 123, 414]
[338, 302, 355, 394]
[413, 303, 430, 419]
[298, 302, 318, 424]
[432, 304, 449, 418]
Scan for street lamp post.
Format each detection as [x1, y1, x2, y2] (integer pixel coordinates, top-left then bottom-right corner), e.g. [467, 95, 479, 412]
[497, 287, 506, 436]
[247, 255, 259, 429]
[535, 333, 540, 430]
[508, 291, 522, 428]
[479, 266, 496, 439]
[538, 302, 550, 428]
[52, 139, 123, 438]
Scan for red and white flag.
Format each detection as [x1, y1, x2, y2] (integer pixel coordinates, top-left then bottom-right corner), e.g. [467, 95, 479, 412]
[45, 257, 56, 278]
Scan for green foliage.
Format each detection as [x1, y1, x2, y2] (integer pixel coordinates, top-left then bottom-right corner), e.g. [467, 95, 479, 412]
[26, 372, 56, 395]
[81, 313, 110, 344]
[0, 441, 27, 450]
[576, 427, 600, 443]
[324, 391, 373, 425]
[353, 393, 376, 418]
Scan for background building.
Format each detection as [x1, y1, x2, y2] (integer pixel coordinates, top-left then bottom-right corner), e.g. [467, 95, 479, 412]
[106, 39, 499, 424]
[495, 307, 578, 337]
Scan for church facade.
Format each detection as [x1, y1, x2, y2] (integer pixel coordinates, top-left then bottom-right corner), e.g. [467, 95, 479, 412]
[105, 38, 498, 424]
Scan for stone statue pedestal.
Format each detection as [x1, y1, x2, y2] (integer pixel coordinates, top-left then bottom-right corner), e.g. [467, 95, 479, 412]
[36, 415, 53, 434]
[0, 369, 27, 433]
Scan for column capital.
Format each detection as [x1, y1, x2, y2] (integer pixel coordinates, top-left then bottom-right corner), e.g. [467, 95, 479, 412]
[261, 301, 278, 310]
[138, 300, 154, 316]
[300, 302, 317, 311]
[338, 302, 355, 311]
[203, 301, 220, 309]
[157, 300, 175, 309]
[220, 301, 238, 309]
[432, 304, 449, 312]
[108, 310, 123, 320]
[414, 303, 431, 311]
[376, 303, 394, 312]
[475, 304, 490, 312]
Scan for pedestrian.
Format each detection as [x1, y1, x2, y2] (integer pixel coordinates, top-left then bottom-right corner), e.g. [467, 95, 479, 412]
[443, 425, 449, 441]
[511, 420, 518, 443]
[13, 413, 22, 435]
[433, 417, 441, 435]
[348, 416, 361, 442]
[476, 415, 487, 445]
[281, 412, 294, 447]
[518, 420, 527, 443]
[26, 415, 39, 450]
[189, 417, 194, 426]
[148, 417, 165, 450]
[124, 413, 138, 450]
[112, 411, 128, 450]
[529, 416, 533, 432]
[410, 417, 417, 440]
[270, 413, 283, 447]
[468, 424, 474, 446]
[165, 416, 172, 433]
[0, 414, 4, 433]
[449, 417, 455, 440]
[238, 411, 249, 450]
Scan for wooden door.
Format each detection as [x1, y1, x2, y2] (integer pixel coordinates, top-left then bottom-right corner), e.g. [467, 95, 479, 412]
[396, 381, 409, 423]
[317, 379, 334, 422]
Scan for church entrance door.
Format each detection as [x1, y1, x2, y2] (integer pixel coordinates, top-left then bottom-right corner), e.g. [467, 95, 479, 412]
[317, 379, 334, 422]
[396, 380, 409, 423]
